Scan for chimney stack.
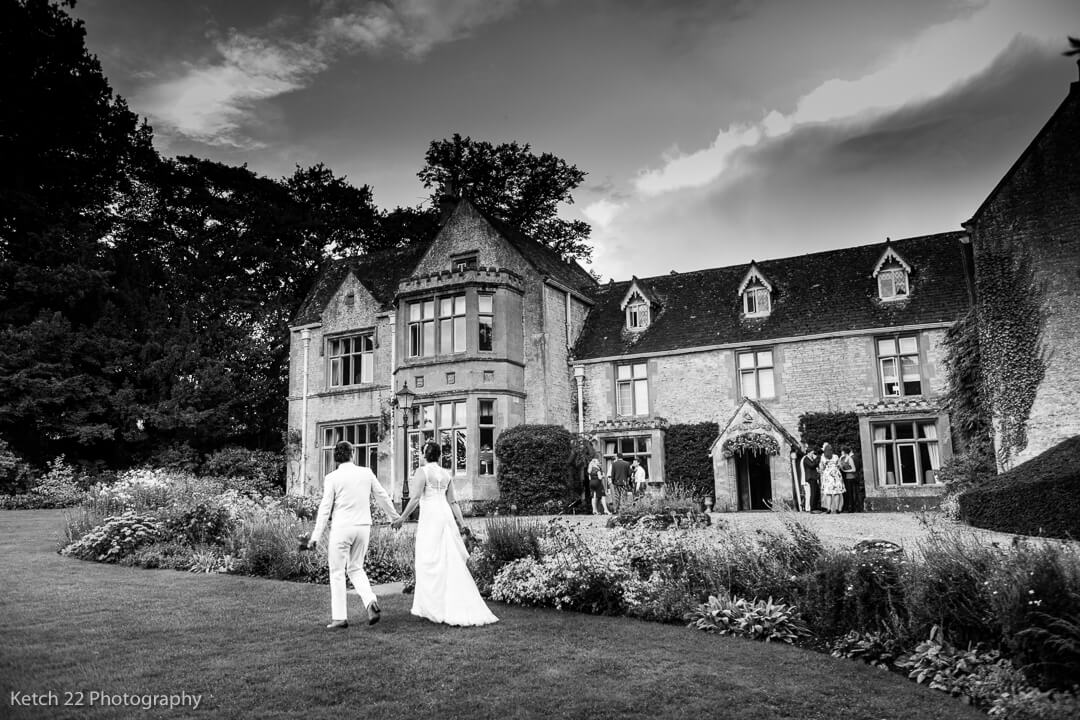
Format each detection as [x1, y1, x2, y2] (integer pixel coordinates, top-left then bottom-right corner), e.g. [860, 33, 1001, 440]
[438, 178, 460, 225]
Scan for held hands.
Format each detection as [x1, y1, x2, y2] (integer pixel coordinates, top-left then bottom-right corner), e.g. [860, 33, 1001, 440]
[390, 515, 404, 530]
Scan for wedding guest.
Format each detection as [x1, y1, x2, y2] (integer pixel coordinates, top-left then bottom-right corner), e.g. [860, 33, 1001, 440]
[610, 453, 631, 504]
[839, 446, 858, 513]
[631, 459, 647, 498]
[801, 447, 821, 512]
[818, 443, 845, 514]
[587, 458, 611, 515]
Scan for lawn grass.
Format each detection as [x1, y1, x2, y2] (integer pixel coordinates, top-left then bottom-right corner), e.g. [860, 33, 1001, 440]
[0, 510, 985, 720]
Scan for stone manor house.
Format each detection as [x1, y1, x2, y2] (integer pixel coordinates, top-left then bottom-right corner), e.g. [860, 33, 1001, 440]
[287, 66, 1080, 511]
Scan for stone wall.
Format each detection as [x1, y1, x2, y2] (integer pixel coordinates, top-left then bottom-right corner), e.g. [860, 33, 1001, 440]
[968, 77, 1080, 465]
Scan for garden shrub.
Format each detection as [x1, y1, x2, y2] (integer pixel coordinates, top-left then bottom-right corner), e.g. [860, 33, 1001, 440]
[988, 688, 1080, 720]
[663, 422, 719, 498]
[29, 455, 85, 508]
[800, 549, 859, 636]
[0, 439, 35, 496]
[495, 424, 576, 512]
[687, 594, 809, 644]
[799, 544, 908, 638]
[829, 630, 902, 669]
[229, 513, 309, 581]
[896, 626, 1031, 710]
[164, 502, 235, 547]
[906, 528, 1006, 647]
[990, 542, 1080, 690]
[959, 435, 1080, 540]
[152, 442, 202, 474]
[363, 526, 413, 584]
[201, 446, 284, 497]
[60, 511, 164, 563]
[119, 541, 196, 571]
[468, 517, 545, 595]
[937, 446, 996, 521]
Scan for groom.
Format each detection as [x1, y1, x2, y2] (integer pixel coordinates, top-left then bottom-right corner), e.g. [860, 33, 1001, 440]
[309, 440, 400, 629]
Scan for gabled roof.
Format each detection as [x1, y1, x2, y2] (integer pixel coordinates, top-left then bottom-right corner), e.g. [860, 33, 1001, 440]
[711, 397, 801, 454]
[472, 203, 597, 293]
[736, 262, 773, 294]
[968, 73, 1080, 223]
[620, 277, 659, 311]
[291, 242, 431, 326]
[871, 242, 912, 276]
[572, 231, 970, 360]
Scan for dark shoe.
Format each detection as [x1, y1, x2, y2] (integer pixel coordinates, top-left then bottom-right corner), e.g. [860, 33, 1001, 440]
[326, 619, 349, 630]
[366, 601, 381, 626]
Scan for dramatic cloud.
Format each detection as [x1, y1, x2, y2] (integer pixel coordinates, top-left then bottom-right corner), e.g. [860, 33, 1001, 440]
[135, 0, 522, 147]
[318, 0, 522, 58]
[582, 198, 626, 228]
[135, 32, 327, 148]
[586, 36, 1069, 282]
[629, 0, 1071, 198]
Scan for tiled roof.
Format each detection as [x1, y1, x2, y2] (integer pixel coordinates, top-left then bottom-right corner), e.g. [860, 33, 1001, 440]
[572, 231, 971, 360]
[291, 242, 430, 326]
[475, 206, 598, 293]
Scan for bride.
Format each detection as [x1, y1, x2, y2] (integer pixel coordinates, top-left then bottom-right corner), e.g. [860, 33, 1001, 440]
[391, 441, 498, 626]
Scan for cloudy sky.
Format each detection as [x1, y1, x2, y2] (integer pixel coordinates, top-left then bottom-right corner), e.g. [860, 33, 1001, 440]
[73, 0, 1080, 280]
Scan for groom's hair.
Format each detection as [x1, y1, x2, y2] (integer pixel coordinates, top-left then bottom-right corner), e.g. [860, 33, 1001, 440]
[423, 441, 441, 463]
[333, 441, 353, 464]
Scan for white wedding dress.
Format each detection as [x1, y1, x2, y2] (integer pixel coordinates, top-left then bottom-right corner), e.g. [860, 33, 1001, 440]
[411, 463, 498, 626]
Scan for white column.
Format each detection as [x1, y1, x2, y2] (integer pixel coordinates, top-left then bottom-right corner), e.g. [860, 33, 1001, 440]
[300, 328, 311, 496]
[573, 365, 585, 433]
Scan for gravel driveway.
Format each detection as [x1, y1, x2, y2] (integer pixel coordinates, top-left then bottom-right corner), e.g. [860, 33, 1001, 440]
[462, 510, 1069, 553]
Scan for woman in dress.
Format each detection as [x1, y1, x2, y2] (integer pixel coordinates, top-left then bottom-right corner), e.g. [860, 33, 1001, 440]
[818, 443, 845, 514]
[587, 458, 611, 515]
[391, 441, 498, 626]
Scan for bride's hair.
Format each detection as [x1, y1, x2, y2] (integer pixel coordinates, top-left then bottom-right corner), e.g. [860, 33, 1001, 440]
[423, 441, 441, 463]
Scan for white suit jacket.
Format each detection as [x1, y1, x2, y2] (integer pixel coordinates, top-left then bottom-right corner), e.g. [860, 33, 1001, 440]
[312, 462, 396, 539]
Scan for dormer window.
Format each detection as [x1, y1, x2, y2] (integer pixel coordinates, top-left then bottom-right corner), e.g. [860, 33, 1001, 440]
[872, 243, 913, 302]
[743, 285, 771, 316]
[878, 267, 909, 300]
[620, 279, 657, 332]
[626, 296, 650, 330]
[737, 262, 773, 318]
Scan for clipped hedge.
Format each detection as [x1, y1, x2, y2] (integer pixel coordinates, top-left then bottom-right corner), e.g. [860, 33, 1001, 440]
[959, 435, 1080, 539]
[495, 424, 576, 511]
[663, 422, 718, 497]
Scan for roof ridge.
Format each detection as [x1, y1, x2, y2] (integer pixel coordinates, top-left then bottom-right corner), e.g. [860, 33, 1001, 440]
[624, 230, 966, 284]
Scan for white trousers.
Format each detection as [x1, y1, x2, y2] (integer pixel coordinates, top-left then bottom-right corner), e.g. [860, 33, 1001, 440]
[328, 525, 376, 621]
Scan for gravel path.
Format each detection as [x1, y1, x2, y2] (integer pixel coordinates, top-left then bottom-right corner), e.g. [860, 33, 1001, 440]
[461, 510, 1070, 553]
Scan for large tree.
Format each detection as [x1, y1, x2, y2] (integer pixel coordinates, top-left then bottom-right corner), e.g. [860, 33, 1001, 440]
[0, 0, 156, 464]
[418, 134, 592, 262]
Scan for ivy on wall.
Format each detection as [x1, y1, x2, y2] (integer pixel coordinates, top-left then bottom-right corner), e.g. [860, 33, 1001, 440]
[941, 308, 993, 455]
[663, 422, 718, 498]
[973, 246, 1046, 466]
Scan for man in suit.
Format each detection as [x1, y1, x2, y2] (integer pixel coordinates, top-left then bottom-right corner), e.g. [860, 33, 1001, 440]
[309, 440, 400, 629]
[609, 453, 632, 506]
[800, 446, 821, 512]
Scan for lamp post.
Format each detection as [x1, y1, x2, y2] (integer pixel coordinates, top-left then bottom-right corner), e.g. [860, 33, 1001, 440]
[393, 381, 417, 512]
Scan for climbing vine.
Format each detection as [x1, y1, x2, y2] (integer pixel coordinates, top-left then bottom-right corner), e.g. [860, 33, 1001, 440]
[974, 245, 1045, 465]
[941, 308, 992, 454]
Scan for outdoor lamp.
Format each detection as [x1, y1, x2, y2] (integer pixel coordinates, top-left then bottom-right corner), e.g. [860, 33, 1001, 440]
[393, 381, 418, 512]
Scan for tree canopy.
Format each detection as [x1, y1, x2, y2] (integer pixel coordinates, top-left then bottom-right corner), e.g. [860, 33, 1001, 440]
[418, 134, 593, 263]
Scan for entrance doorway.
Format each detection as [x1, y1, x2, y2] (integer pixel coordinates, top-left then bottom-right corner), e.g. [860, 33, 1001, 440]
[736, 452, 772, 510]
